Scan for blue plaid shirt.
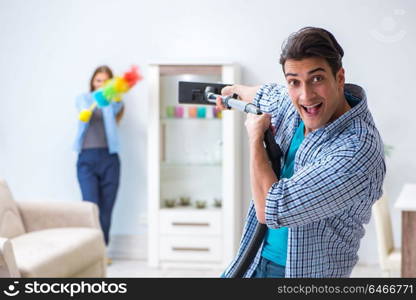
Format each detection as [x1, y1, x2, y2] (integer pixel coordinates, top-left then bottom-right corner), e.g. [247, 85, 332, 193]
[223, 83, 386, 278]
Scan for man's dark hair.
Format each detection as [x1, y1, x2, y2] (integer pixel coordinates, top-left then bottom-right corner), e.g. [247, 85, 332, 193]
[280, 27, 344, 77]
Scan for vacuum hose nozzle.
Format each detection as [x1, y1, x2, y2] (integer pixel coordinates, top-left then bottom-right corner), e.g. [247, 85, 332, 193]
[204, 86, 262, 115]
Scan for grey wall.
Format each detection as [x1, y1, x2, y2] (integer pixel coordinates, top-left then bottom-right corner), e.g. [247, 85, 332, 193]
[1, 0, 415, 264]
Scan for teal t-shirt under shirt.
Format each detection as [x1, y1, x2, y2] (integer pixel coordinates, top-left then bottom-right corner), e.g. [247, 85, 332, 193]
[261, 121, 305, 266]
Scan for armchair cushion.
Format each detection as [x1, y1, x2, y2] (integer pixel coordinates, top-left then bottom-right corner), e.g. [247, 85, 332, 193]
[11, 227, 105, 277]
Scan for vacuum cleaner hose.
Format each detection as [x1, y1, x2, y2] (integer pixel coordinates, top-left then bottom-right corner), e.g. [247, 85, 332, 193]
[229, 128, 282, 278]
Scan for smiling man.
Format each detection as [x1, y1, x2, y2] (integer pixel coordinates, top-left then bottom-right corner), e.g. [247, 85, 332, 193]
[219, 27, 386, 278]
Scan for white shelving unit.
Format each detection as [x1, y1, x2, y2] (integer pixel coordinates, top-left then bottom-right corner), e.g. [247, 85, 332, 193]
[147, 63, 243, 268]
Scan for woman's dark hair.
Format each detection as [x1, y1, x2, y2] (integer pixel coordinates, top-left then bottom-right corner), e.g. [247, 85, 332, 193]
[89, 65, 125, 124]
[89, 65, 113, 92]
[280, 27, 344, 77]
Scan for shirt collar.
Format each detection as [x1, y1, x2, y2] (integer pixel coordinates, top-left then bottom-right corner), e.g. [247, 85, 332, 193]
[320, 83, 368, 138]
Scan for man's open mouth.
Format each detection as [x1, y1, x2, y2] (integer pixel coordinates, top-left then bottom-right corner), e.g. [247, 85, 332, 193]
[301, 102, 323, 116]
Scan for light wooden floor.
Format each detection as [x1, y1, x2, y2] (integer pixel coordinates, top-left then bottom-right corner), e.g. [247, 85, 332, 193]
[107, 259, 396, 278]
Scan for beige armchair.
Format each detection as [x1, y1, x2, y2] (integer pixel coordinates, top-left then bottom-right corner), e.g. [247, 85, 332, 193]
[372, 195, 401, 277]
[0, 179, 107, 277]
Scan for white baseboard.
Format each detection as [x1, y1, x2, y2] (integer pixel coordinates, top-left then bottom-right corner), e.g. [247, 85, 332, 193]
[107, 234, 147, 260]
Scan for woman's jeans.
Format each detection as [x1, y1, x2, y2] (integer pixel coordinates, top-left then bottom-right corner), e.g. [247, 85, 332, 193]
[77, 148, 120, 245]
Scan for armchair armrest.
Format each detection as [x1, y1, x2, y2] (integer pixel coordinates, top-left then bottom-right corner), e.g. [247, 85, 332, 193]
[0, 237, 20, 277]
[17, 201, 101, 232]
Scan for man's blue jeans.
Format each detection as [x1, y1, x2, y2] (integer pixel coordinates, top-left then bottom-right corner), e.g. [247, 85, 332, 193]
[251, 257, 286, 278]
[77, 148, 120, 245]
[220, 257, 285, 278]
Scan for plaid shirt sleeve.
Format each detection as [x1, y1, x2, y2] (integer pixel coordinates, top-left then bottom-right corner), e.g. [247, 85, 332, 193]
[252, 83, 289, 113]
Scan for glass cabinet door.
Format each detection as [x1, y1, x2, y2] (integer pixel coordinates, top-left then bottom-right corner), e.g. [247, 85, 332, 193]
[159, 70, 223, 210]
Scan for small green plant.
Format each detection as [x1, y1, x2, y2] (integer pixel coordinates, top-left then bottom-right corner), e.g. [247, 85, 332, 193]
[195, 200, 207, 209]
[163, 199, 176, 208]
[179, 196, 191, 206]
[213, 198, 222, 208]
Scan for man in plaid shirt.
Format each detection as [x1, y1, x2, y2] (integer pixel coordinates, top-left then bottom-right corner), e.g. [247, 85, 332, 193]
[218, 27, 385, 277]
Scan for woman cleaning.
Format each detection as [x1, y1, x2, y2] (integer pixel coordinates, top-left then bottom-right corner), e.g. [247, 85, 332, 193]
[74, 65, 125, 265]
